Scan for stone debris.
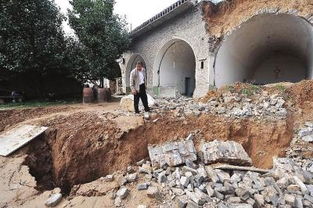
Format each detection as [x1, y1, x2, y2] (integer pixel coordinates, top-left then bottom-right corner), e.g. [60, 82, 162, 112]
[116, 187, 129, 199]
[297, 122, 313, 143]
[137, 183, 149, 190]
[45, 193, 62, 207]
[101, 174, 114, 182]
[147, 186, 160, 198]
[201, 140, 252, 166]
[128, 90, 287, 120]
[102, 128, 313, 208]
[148, 138, 197, 167]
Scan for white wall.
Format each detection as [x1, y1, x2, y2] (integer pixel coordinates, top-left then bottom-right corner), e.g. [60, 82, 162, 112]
[215, 14, 313, 87]
[253, 54, 307, 84]
[159, 40, 196, 96]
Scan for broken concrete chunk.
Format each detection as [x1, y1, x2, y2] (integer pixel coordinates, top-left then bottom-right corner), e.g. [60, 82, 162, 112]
[102, 174, 114, 182]
[148, 139, 197, 167]
[137, 183, 149, 190]
[200, 140, 252, 166]
[45, 193, 62, 207]
[147, 186, 160, 198]
[116, 187, 129, 199]
[126, 173, 137, 183]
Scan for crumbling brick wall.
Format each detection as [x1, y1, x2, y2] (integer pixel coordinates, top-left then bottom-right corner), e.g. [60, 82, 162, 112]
[202, 0, 313, 37]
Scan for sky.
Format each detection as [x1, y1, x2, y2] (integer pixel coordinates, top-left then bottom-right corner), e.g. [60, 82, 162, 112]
[54, 0, 178, 34]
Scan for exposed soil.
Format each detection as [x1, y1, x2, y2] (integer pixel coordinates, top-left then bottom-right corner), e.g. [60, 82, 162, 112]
[202, 0, 313, 37]
[3, 81, 313, 202]
[23, 110, 293, 195]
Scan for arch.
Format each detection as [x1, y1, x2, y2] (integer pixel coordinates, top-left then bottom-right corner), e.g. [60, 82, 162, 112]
[125, 54, 146, 91]
[214, 14, 313, 88]
[153, 38, 196, 97]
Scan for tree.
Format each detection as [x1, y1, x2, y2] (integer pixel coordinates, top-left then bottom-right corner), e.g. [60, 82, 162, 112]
[0, 0, 66, 74]
[0, 0, 82, 99]
[68, 0, 130, 81]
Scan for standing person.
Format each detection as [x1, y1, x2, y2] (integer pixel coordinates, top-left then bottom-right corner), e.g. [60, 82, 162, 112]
[130, 61, 150, 114]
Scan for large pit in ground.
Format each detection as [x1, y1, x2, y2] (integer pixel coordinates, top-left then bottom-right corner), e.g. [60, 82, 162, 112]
[22, 111, 294, 195]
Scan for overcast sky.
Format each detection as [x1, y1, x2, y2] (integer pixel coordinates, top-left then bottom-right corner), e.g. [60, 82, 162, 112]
[55, 0, 178, 34]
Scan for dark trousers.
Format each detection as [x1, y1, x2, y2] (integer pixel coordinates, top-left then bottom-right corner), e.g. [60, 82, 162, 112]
[134, 84, 150, 113]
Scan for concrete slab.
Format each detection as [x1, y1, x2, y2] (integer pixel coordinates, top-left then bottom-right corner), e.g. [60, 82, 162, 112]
[0, 125, 48, 156]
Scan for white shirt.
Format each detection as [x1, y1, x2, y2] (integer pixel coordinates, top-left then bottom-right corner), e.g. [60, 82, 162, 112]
[138, 70, 145, 85]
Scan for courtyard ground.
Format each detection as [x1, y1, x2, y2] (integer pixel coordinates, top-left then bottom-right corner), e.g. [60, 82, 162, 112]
[0, 81, 313, 208]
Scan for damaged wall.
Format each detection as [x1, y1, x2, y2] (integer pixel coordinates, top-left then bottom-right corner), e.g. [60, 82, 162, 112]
[202, 0, 313, 37]
[202, 0, 313, 88]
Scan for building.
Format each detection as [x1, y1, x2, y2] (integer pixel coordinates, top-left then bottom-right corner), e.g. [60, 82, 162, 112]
[119, 0, 313, 98]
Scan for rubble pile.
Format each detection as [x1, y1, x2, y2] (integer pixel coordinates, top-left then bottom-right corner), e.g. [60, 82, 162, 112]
[205, 92, 287, 119]
[109, 135, 313, 208]
[150, 90, 287, 119]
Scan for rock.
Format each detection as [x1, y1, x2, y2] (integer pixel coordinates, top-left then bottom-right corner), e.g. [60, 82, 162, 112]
[295, 197, 304, 208]
[144, 112, 150, 120]
[137, 183, 149, 190]
[235, 187, 250, 201]
[186, 201, 201, 208]
[118, 177, 127, 186]
[214, 190, 224, 200]
[116, 187, 129, 199]
[139, 164, 152, 174]
[137, 205, 148, 208]
[126, 173, 137, 183]
[45, 193, 62, 207]
[262, 186, 279, 206]
[231, 171, 244, 183]
[148, 139, 197, 167]
[102, 174, 114, 182]
[284, 194, 296, 206]
[304, 194, 313, 203]
[206, 166, 220, 183]
[147, 187, 160, 198]
[228, 197, 242, 203]
[302, 135, 313, 142]
[307, 185, 313, 196]
[185, 190, 207, 206]
[114, 197, 122, 207]
[180, 176, 190, 187]
[228, 204, 253, 208]
[200, 140, 252, 166]
[287, 184, 301, 193]
[206, 185, 214, 197]
[158, 172, 167, 184]
[176, 195, 188, 208]
[182, 166, 198, 175]
[215, 169, 231, 182]
[246, 198, 255, 207]
[293, 176, 308, 194]
[254, 194, 265, 208]
[136, 159, 145, 166]
[276, 176, 290, 188]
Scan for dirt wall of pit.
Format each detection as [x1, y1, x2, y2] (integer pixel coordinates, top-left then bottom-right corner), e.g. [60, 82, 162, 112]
[202, 0, 313, 37]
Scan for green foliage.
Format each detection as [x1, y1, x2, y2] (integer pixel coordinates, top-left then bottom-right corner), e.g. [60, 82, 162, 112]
[0, 0, 66, 73]
[0, 0, 82, 99]
[0, 100, 79, 109]
[240, 84, 261, 96]
[275, 84, 286, 93]
[68, 0, 130, 80]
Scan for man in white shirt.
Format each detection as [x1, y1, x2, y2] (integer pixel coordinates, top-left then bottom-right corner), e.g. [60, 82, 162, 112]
[130, 61, 150, 114]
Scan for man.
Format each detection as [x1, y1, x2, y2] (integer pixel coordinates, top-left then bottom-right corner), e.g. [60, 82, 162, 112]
[130, 61, 150, 114]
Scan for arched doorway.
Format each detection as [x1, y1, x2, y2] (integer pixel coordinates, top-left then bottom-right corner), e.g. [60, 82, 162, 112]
[125, 54, 146, 92]
[215, 14, 313, 88]
[154, 39, 196, 97]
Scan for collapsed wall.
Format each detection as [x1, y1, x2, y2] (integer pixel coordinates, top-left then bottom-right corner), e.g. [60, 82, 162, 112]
[202, 0, 313, 87]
